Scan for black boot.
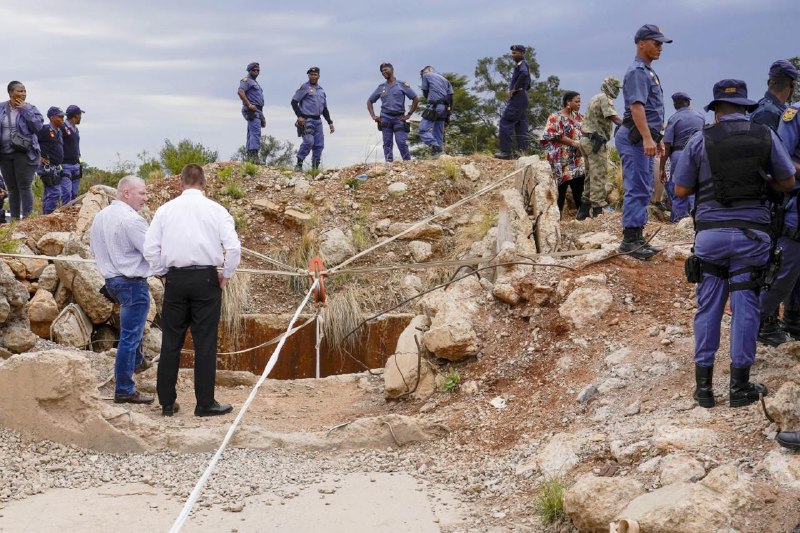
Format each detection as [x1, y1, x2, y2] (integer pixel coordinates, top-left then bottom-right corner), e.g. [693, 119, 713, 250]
[247, 150, 259, 163]
[776, 431, 800, 451]
[576, 203, 591, 221]
[638, 227, 662, 255]
[311, 160, 320, 171]
[591, 206, 603, 217]
[729, 365, 767, 408]
[782, 310, 800, 339]
[494, 151, 513, 160]
[618, 227, 659, 260]
[694, 364, 715, 408]
[758, 314, 791, 347]
[294, 158, 304, 172]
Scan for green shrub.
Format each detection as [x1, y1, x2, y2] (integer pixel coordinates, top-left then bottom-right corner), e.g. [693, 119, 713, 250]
[351, 223, 370, 251]
[442, 370, 460, 393]
[241, 162, 259, 177]
[217, 166, 234, 182]
[0, 223, 21, 253]
[441, 158, 460, 180]
[536, 476, 566, 525]
[225, 182, 245, 199]
[159, 139, 218, 175]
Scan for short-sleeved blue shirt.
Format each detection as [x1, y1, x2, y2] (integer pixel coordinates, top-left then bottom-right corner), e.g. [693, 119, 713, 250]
[622, 57, 665, 130]
[421, 72, 453, 103]
[239, 75, 264, 106]
[368, 80, 417, 115]
[292, 82, 327, 116]
[750, 91, 786, 132]
[673, 114, 795, 225]
[663, 107, 705, 149]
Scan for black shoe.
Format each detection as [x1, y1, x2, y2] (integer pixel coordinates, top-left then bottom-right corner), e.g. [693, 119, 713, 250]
[162, 402, 180, 417]
[134, 358, 153, 374]
[576, 203, 591, 221]
[493, 152, 513, 160]
[591, 207, 603, 218]
[782, 310, 800, 339]
[618, 227, 659, 260]
[247, 150, 259, 164]
[776, 431, 800, 451]
[194, 401, 233, 417]
[294, 158, 304, 172]
[114, 391, 155, 404]
[311, 160, 320, 171]
[693, 364, 715, 408]
[758, 315, 792, 347]
[729, 365, 767, 408]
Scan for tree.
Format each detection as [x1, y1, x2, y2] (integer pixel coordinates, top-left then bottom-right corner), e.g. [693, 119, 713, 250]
[790, 56, 800, 104]
[159, 139, 218, 175]
[232, 135, 295, 167]
[409, 72, 497, 156]
[473, 46, 563, 152]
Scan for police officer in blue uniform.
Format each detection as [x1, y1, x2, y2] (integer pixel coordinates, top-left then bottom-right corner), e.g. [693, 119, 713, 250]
[659, 92, 705, 222]
[292, 67, 334, 172]
[419, 66, 453, 157]
[62, 104, 84, 200]
[673, 80, 796, 409]
[237, 62, 265, 163]
[494, 45, 531, 160]
[616, 25, 671, 260]
[367, 63, 419, 162]
[37, 107, 71, 215]
[751, 60, 798, 132]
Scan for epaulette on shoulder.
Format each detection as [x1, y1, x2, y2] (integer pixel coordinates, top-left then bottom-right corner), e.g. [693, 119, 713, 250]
[241, 77, 249, 82]
[783, 107, 798, 122]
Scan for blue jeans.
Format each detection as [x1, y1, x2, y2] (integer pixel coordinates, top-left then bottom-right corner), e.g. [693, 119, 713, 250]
[693, 228, 771, 368]
[62, 162, 81, 199]
[297, 118, 324, 163]
[105, 276, 150, 396]
[615, 125, 654, 229]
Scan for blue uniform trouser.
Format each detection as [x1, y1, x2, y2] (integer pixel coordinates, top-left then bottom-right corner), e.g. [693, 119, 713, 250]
[667, 149, 693, 222]
[380, 114, 410, 162]
[419, 104, 446, 149]
[693, 228, 771, 368]
[498, 92, 529, 153]
[62, 162, 81, 199]
[615, 125, 653, 229]
[760, 234, 800, 319]
[297, 118, 324, 163]
[105, 276, 149, 397]
[242, 107, 263, 151]
[39, 166, 72, 215]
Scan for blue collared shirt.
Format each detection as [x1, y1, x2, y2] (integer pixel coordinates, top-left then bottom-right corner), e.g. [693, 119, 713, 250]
[37, 123, 64, 165]
[750, 91, 786, 132]
[239, 75, 264, 106]
[292, 82, 327, 116]
[622, 56, 665, 130]
[90, 200, 153, 279]
[62, 121, 80, 162]
[421, 72, 453, 103]
[368, 80, 417, 115]
[663, 107, 705, 149]
[673, 114, 795, 226]
[778, 104, 800, 164]
[509, 60, 531, 92]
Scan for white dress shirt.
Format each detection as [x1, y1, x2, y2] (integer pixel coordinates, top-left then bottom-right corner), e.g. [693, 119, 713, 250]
[143, 189, 241, 278]
[90, 200, 152, 279]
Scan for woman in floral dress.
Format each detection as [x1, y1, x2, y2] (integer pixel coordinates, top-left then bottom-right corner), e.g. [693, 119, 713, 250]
[541, 91, 585, 215]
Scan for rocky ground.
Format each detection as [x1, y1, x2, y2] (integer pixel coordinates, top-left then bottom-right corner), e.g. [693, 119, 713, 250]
[1, 156, 800, 532]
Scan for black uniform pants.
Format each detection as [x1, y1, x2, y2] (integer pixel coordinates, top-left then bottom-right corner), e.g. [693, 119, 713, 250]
[157, 267, 221, 408]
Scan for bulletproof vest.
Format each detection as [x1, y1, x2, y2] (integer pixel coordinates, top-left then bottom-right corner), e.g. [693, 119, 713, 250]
[697, 119, 772, 207]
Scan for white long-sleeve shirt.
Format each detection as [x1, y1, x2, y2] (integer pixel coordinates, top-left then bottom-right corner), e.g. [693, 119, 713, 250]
[143, 189, 241, 278]
[90, 200, 152, 279]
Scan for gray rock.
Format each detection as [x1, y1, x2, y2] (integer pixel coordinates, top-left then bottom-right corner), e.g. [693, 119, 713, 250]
[2, 328, 38, 353]
[564, 474, 645, 533]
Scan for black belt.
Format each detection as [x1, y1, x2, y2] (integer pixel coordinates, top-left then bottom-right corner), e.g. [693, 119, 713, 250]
[109, 275, 146, 281]
[168, 265, 216, 271]
[302, 114, 320, 119]
[671, 145, 685, 152]
[254, 104, 263, 110]
[63, 159, 80, 164]
[382, 111, 403, 117]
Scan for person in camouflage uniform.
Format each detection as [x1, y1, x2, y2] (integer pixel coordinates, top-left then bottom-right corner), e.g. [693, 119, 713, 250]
[577, 77, 624, 219]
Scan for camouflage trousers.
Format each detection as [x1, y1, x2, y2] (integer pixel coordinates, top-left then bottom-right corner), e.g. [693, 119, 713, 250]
[579, 136, 610, 208]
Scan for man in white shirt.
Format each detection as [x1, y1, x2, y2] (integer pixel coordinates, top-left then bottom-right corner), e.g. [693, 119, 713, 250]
[90, 176, 154, 405]
[144, 164, 241, 417]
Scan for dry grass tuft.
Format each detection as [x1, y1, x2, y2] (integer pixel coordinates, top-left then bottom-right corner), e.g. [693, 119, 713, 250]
[322, 286, 364, 353]
[287, 231, 319, 294]
[456, 210, 498, 251]
[221, 272, 251, 346]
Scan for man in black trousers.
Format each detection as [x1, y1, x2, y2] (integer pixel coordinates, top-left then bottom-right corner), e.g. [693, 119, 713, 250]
[144, 164, 241, 417]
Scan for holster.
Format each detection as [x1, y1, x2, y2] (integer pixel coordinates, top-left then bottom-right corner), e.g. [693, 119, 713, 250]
[762, 247, 783, 291]
[99, 285, 118, 304]
[421, 107, 437, 121]
[627, 126, 663, 145]
[685, 255, 703, 284]
[589, 132, 607, 154]
[39, 166, 62, 188]
[245, 109, 256, 121]
[295, 120, 304, 137]
[403, 121, 411, 133]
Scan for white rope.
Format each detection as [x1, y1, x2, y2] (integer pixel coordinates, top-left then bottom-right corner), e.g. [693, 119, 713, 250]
[168, 278, 320, 533]
[328, 166, 525, 273]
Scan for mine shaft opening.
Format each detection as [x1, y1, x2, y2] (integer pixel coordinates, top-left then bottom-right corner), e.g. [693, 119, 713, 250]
[177, 314, 413, 380]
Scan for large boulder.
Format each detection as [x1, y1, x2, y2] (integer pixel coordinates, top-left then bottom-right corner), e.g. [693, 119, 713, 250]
[92, 325, 118, 353]
[408, 241, 433, 262]
[4, 242, 48, 280]
[54, 257, 112, 324]
[28, 289, 60, 338]
[142, 326, 162, 359]
[0, 296, 9, 323]
[36, 232, 71, 257]
[765, 380, 800, 429]
[559, 286, 614, 328]
[51, 303, 93, 348]
[0, 262, 29, 327]
[564, 474, 646, 533]
[37, 264, 59, 293]
[320, 228, 356, 266]
[2, 327, 38, 353]
[419, 277, 482, 361]
[384, 315, 437, 399]
[515, 155, 560, 253]
[75, 186, 113, 238]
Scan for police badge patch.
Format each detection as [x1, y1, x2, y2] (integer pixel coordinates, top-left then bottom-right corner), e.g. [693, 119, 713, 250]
[783, 107, 798, 122]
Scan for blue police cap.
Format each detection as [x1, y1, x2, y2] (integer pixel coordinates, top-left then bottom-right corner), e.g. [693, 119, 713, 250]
[769, 59, 798, 81]
[65, 105, 85, 117]
[46, 106, 65, 118]
[704, 79, 757, 112]
[671, 92, 691, 103]
[379, 62, 393, 72]
[510, 44, 526, 53]
[634, 24, 672, 44]
[246, 62, 259, 71]
[307, 66, 320, 74]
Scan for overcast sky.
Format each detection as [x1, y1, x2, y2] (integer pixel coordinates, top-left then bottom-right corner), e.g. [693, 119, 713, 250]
[3, 0, 797, 170]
